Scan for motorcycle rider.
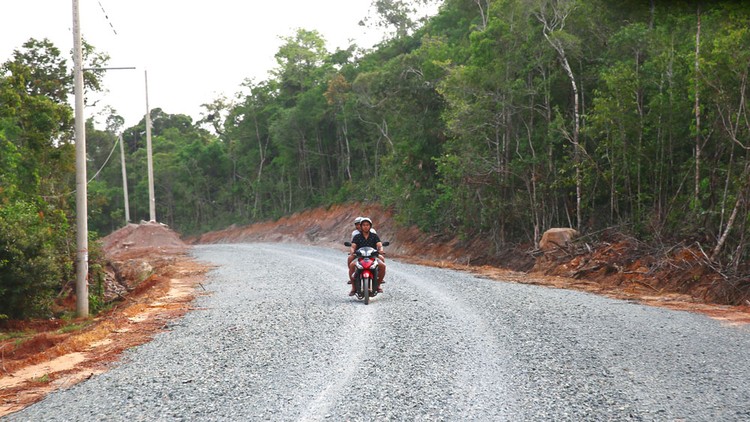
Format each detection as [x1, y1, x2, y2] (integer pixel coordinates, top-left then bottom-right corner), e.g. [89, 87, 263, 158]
[347, 216, 378, 284]
[351, 216, 376, 240]
[348, 217, 386, 296]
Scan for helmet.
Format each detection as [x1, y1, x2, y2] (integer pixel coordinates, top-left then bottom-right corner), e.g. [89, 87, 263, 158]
[360, 217, 373, 225]
[354, 216, 363, 224]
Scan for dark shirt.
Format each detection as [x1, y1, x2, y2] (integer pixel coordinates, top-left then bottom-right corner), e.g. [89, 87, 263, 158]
[352, 232, 381, 250]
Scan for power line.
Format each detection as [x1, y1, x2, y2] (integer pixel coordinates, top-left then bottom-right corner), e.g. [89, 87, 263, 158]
[97, 0, 117, 35]
[42, 135, 123, 199]
[88, 134, 120, 182]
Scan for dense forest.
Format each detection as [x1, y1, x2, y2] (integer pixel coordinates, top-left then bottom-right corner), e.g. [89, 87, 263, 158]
[3, 0, 750, 318]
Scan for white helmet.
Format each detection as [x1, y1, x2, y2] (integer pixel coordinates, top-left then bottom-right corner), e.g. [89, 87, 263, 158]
[360, 217, 373, 225]
[354, 216, 363, 224]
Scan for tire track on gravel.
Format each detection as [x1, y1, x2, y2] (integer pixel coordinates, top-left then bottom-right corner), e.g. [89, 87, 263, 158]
[376, 264, 520, 418]
[251, 244, 381, 420]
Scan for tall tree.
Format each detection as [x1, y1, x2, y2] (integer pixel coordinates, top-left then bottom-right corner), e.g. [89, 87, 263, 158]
[535, 0, 584, 230]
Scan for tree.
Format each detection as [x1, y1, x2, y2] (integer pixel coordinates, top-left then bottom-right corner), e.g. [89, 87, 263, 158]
[0, 201, 63, 318]
[366, 0, 441, 39]
[699, 4, 750, 266]
[223, 80, 278, 220]
[534, 0, 584, 230]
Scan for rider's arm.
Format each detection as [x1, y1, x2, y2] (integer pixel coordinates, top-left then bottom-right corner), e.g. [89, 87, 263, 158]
[350, 243, 357, 255]
[376, 242, 384, 254]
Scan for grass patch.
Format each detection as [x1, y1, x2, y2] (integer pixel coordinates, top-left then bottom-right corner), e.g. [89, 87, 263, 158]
[0, 330, 34, 341]
[58, 321, 92, 334]
[31, 373, 50, 383]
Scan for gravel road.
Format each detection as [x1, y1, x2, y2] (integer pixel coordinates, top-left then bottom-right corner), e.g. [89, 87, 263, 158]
[8, 243, 750, 421]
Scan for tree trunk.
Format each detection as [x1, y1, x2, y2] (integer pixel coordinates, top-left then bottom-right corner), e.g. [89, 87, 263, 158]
[694, 6, 702, 208]
[557, 48, 582, 230]
[711, 164, 748, 261]
[253, 114, 268, 218]
[711, 46, 750, 262]
[636, 49, 645, 219]
[342, 115, 352, 182]
[649, 0, 655, 29]
[474, 0, 489, 30]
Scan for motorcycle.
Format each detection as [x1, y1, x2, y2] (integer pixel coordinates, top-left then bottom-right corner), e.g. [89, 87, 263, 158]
[344, 241, 389, 304]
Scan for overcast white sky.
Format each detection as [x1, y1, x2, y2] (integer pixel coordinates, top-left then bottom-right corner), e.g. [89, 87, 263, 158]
[1, 0, 412, 128]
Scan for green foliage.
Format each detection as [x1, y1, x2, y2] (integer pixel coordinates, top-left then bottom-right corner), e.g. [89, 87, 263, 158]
[6, 2, 750, 302]
[0, 126, 22, 199]
[0, 37, 112, 319]
[31, 373, 50, 384]
[95, 1, 750, 268]
[0, 201, 62, 319]
[58, 320, 92, 334]
[0, 330, 30, 341]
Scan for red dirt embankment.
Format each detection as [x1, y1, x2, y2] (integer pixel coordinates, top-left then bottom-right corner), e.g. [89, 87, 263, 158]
[194, 203, 750, 323]
[0, 222, 207, 416]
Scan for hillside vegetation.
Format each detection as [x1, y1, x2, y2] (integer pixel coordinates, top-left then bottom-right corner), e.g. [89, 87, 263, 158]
[3, 1, 750, 318]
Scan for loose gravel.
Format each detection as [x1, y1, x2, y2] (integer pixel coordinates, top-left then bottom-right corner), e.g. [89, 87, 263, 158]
[7, 243, 750, 421]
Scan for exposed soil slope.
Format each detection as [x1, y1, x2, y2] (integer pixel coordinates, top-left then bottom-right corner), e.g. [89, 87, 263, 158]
[0, 222, 208, 416]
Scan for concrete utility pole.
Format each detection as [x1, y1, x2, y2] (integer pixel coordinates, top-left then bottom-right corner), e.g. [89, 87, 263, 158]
[119, 133, 130, 223]
[72, 0, 135, 316]
[72, 0, 88, 317]
[145, 70, 156, 222]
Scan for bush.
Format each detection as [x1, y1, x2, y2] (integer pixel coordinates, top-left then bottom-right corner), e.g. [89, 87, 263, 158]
[0, 200, 62, 319]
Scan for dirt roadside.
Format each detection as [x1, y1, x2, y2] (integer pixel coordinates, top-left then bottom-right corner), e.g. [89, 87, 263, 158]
[2, 204, 749, 416]
[0, 223, 211, 416]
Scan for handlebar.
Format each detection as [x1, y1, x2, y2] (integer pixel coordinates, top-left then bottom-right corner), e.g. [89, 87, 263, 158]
[345, 241, 390, 256]
[344, 241, 390, 247]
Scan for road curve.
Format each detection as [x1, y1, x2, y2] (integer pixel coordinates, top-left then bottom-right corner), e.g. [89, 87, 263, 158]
[8, 243, 750, 421]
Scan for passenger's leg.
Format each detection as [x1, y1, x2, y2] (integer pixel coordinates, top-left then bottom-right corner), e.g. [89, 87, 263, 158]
[348, 260, 357, 295]
[377, 261, 386, 292]
[346, 254, 355, 283]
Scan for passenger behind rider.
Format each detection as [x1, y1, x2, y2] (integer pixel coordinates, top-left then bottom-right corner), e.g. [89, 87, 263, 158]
[348, 217, 386, 296]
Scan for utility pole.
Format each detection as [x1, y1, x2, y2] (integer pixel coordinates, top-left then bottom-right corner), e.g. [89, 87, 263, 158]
[72, 0, 135, 316]
[145, 70, 156, 222]
[119, 133, 130, 223]
[80, 73, 134, 225]
[72, 0, 88, 317]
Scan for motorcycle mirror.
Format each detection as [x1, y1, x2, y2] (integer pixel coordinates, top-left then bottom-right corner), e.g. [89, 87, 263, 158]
[344, 242, 352, 247]
[382, 241, 390, 246]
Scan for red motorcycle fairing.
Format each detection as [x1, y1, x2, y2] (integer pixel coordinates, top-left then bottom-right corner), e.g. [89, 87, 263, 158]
[362, 269, 373, 279]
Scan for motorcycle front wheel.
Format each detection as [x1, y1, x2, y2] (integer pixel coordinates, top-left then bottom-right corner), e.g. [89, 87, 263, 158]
[363, 277, 370, 305]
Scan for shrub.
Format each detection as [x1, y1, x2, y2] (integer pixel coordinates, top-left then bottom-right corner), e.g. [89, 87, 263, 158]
[0, 200, 62, 318]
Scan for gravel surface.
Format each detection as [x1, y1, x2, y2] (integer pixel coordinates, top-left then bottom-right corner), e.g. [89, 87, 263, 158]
[8, 243, 750, 421]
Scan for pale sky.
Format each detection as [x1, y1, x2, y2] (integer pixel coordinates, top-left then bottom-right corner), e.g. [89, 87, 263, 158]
[1, 0, 411, 128]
